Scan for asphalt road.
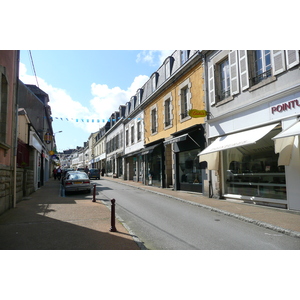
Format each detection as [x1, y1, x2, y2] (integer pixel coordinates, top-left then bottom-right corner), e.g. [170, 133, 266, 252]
[95, 179, 300, 250]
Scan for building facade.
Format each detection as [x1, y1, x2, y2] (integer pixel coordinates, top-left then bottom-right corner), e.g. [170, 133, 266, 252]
[199, 50, 300, 211]
[141, 50, 206, 191]
[0, 50, 19, 214]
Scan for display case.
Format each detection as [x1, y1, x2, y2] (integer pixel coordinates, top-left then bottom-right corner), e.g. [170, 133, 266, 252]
[226, 171, 286, 199]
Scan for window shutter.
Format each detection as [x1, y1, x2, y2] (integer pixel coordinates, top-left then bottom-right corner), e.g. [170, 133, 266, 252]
[239, 50, 249, 90]
[286, 50, 299, 69]
[229, 50, 239, 95]
[208, 65, 215, 105]
[271, 50, 286, 75]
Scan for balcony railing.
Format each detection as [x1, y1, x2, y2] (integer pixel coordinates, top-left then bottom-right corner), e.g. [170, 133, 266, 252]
[219, 88, 230, 101]
[252, 69, 272, 85]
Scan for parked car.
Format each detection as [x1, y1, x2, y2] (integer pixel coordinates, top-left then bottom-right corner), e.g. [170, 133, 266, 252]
[77, 167, 85, 172]
[88, 168, 100, 180]
[63, 171, 91, 194]
[62, 168, 74, 178]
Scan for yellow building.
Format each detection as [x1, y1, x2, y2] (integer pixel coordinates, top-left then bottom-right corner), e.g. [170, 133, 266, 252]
[141, 51, 206, 191]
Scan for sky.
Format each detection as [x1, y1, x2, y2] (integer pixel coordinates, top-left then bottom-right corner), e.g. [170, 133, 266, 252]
[19, 50, 174, 152]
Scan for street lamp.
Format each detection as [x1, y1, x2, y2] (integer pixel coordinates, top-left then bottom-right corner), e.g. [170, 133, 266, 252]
[54, 131, 63, 135]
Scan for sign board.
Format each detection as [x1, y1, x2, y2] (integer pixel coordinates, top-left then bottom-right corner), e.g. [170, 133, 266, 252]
[188, 109, 207, 118]
[44, 132, 52, 144]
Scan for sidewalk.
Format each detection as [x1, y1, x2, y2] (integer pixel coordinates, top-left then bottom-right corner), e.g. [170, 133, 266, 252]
[0, 179, 140, 250]
[104, 176, 300, 238]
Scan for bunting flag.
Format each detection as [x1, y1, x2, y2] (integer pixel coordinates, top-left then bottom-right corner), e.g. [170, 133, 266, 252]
[49, 117, 143, 122]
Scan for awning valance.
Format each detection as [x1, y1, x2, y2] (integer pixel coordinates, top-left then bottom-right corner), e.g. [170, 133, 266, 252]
[164, 133, 188, 145]
[198, 123, 278, 156]
[272, 120, 300, 140]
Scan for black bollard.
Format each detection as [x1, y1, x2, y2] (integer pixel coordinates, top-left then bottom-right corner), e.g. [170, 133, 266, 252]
[92, 184, 96, 202]
[109, 198, 117, 232]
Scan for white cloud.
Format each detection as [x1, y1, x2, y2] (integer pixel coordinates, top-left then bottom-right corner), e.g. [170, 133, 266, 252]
[19, 62, 149, 134]
[136, 50, 174, 66]
[89, 74, 149, 122]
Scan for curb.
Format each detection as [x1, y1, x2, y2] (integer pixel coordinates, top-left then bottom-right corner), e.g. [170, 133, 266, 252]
[100, 199, 148, 250]
[110, 180, 300, 239]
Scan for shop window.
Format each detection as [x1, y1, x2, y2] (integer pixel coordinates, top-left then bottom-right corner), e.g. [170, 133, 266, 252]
[179, 149, 203, 192]
[224, 127, 286, 200]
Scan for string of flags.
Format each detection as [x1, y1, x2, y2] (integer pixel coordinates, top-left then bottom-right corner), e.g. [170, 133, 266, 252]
[49, 117, 143, 123]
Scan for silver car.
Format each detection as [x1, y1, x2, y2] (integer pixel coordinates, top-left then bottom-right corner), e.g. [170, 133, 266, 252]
[63, 171, 91, 194]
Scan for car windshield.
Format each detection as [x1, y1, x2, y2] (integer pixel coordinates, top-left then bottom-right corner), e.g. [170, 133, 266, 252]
[68, 173, 88, 180]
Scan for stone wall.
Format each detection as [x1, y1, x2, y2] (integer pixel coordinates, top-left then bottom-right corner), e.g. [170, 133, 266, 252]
[0, 166, 35, 215]
[0, 166, 13, 215]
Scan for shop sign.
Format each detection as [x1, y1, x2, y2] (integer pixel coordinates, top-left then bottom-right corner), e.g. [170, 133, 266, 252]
[271, 98, 300, 115]
[44, 132, 52, 144]
[188, 109, 207, 118]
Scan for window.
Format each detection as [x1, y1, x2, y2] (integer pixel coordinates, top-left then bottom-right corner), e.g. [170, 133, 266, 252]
[181, 87, 189, 118]
[151, 73, 158, 92]
[125, 129, 129, 146]
[164, 98, 171, 127]
[137, 88, 143, 104]
[165, 60, 170, 79]
[151, 106, 157, 134]
[137, 121, 141, 141]
[181, 50, 190, 65]
[209, 50, 240, 105]
[219, 58, 230, 100]
[131, 125, 134, 144]
[178, 78, 192, 121]
[252, 50, 272, 85]
[163, 92, 173, 128]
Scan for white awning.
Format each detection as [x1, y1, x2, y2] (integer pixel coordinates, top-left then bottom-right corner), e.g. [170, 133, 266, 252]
[272, 120, 300, 139]
[199, 123, 278, 156]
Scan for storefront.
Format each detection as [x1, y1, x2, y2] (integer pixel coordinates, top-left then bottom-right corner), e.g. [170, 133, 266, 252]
[199, 94, 300, 211]
[166, 125, 206, 193]
[142, 141, 164, 187]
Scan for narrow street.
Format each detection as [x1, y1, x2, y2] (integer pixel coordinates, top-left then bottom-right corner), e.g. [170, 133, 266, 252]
[97, 179, 300, 250]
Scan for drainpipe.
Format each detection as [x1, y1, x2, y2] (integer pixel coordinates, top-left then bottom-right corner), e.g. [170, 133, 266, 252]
[13, 51, 20, 208]
[202, 51, 214, 198]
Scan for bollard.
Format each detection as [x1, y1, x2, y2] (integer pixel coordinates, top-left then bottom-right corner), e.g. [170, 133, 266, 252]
[109, 198, 117, 232]
[92, 184, 96, 202]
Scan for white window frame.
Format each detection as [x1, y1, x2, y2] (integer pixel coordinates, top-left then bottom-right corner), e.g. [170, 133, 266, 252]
[131, 125, 134, 144]
[150, 104, 158, 134]
[163, 92, 173, 129]
[178, 78, 192, 121]
[180, 50, 189, 65]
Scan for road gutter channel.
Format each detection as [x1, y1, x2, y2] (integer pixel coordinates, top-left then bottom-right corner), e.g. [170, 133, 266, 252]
[110, 180, 300, 239]
[100, 198, 148, 250]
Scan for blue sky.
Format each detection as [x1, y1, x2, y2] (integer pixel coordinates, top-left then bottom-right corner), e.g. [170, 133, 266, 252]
[19, 50, 174, 152]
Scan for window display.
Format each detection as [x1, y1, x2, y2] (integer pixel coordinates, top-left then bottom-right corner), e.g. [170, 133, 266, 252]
[224, 128, 286, 200]
[179, 149, 203, 192]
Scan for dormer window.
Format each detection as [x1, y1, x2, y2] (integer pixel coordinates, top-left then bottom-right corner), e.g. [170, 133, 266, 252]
[130, 96, 137, 110]
[164, 56, 174, 79]
[151, 72, 158, 92]
[180, 50, 190, 65]
[137, 88, 143, 104]
[125, 102, 131, 117]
